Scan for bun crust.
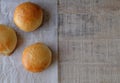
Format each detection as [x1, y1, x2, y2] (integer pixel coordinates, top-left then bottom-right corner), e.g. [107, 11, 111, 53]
[14, 2, 43, 32]
[22, 43, 52, 72]
[0, 24, 17, 55]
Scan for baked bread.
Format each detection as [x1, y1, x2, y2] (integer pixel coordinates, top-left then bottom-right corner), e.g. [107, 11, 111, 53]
[22, 43, 52, 72]
[14, 2, 43, 32]
[0, 24, 17, 55]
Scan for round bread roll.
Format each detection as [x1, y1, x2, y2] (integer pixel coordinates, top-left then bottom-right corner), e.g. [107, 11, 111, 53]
[22, 43, 52, 72]
[14, 2, 43, 32]
[0, 24, 17, 55]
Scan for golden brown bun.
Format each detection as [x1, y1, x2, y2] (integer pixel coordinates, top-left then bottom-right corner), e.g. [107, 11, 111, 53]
[14, 2, 43, 32]
[22, 43, 52, 72]
[0, 24, 17, 55]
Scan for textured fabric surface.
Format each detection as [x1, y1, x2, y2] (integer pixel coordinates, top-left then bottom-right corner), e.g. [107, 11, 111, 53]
[59, 0, 120, 83]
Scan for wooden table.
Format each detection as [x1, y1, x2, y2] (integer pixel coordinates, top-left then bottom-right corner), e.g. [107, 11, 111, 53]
[58, 0, 120, 83]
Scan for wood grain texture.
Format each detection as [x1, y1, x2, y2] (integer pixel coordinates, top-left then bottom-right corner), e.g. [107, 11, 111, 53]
[59, 0, 120, 83]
